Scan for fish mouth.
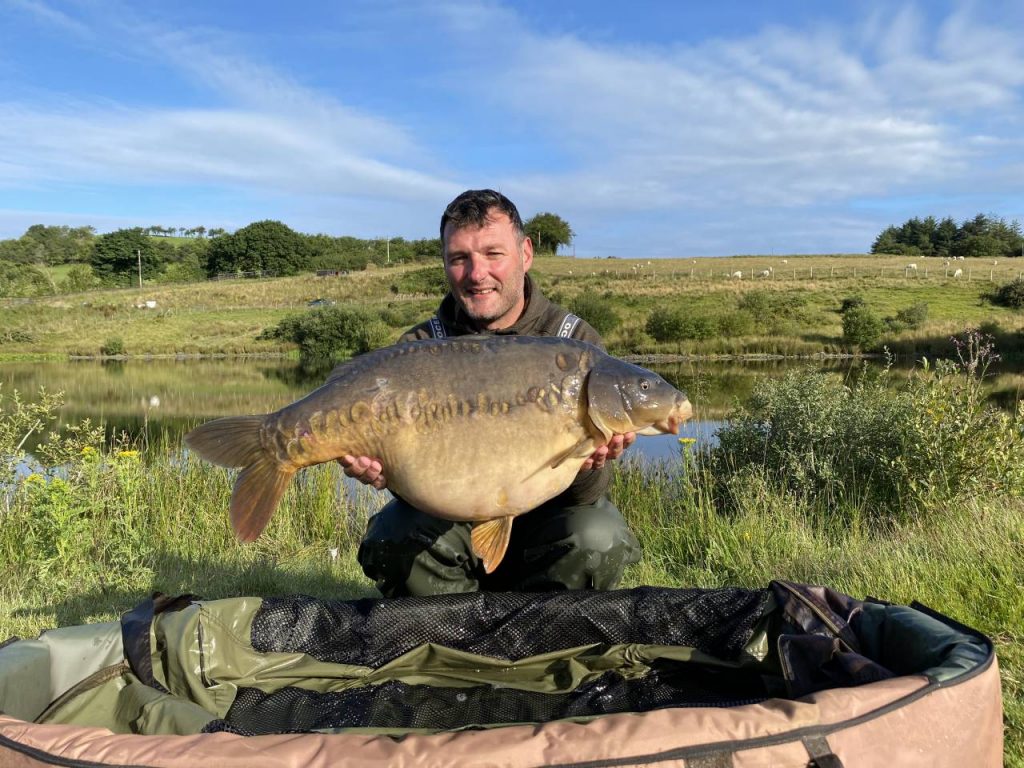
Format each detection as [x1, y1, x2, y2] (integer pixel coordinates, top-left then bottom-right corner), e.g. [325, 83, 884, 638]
[652, 399, 693, 434]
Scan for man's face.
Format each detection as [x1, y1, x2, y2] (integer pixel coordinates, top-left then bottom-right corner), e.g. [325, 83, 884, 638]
[443, 210, 533, 331]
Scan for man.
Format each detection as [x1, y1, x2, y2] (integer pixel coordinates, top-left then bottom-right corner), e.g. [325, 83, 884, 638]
[342, 189, 639, 597]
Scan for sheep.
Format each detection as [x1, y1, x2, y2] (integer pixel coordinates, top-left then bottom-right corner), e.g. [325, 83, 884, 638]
[906, 263, 917, 270]
[731, 270, 742, 279]
[953, 268, 963, 278]
[781, 259, 788, 264]
[758, 268, 773, 278]
[993, 260, 998, 266]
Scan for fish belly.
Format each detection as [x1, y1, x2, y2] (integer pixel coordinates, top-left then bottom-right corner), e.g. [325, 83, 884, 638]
[382, 409, 594, 523]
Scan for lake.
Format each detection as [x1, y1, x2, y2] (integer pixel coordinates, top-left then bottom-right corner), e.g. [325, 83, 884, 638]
[1, 355, 1021, 463]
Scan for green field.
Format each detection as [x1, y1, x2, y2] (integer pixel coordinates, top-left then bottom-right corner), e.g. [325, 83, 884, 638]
[2, 253, 1023, 361]
[1, 254, 1022, 761]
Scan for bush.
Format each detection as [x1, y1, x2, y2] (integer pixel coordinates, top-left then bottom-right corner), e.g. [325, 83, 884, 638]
[738, 290, 807, 318]
[645, 308, 718, 342]
[839, 296, 865, 313]
[717, 310, 756, 338]
[100, 337, 126, 356]
[841, 305, 883, 349]
[261, 307, 390, 363]
[993, 278, 1024, 309]
[569, 293, 620, 335]
[391, 267, 448, 296]
[894, 302, 929, 330]
[646, 307, 687, 342]
[59, 264, 98, 293]
[709, 331, 1024, 522]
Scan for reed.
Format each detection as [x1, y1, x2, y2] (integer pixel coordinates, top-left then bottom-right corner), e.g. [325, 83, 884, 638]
[0, 347, 1020, 762]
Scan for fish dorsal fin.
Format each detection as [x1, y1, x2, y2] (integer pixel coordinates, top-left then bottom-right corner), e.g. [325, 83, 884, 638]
[471, 516, 514, 574]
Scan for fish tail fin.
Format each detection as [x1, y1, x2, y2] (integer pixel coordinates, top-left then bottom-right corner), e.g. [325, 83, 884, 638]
[471, 516, 514, 574]
[185, 415, 293, 542]
[231, 456, 296, 542]
[184, 415, 267, 468]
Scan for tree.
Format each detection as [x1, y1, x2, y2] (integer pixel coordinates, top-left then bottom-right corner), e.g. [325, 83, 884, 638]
[870, 226, 902, 255]
[19, 224, 94, 264]
[934, 217, 958, 259]
[90, 228, 164, 285]
[841, 304, 883, 350]
[523, 212, 574, 255]
[205, 220, 308, 277]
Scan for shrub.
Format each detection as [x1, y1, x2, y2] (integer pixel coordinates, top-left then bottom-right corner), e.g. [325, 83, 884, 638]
[391, 267, 448, 296]
[0, 329, 34, 344]
[261, 306, 390, 363]
[59, 264, 98, 293]
[738, 290, 808, 318]
[379, 304, 423, 328]
[839, 296, 864, 313]
[841, 305, 883, 349]
[895, 302, 929, 329]
[569, 293, 620, 335]
[709, 331, 1024, 523]
[100, 337, 126, 356]
[646, 307, 687, 342]
[992, 277, 1024, 309]
[717, 310, 756, 338]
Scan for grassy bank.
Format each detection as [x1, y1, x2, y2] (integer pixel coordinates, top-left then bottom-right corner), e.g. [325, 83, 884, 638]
[2, 253, 1023, 361]
[0, 346, 1021, 762]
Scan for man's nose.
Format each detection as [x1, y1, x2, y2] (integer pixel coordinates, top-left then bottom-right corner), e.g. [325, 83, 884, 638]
[467, 256, 489, 282]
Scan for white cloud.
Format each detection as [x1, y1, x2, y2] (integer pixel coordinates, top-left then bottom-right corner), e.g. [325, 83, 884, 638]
[1, 1, 1022, 253]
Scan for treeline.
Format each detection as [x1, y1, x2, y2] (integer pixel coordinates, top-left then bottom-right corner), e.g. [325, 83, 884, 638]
[0, 209, 577, 297]
[0, 221, 442, 297]
[871, 214, 1023, 260]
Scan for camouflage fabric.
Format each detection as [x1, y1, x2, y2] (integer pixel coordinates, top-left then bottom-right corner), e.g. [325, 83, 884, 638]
[358, 495, 641, 597]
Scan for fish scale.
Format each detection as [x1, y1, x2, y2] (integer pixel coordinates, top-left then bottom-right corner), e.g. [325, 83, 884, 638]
[185, 335, 692, 572]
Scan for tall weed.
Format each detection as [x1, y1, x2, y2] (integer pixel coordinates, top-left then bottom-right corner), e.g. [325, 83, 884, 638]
[709, 330, 1024, 522]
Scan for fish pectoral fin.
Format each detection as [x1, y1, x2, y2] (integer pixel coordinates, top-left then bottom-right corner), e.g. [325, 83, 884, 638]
[549, 436, 595, 469]
[471, 516, 514, 574]
[230, 456, 296, 543]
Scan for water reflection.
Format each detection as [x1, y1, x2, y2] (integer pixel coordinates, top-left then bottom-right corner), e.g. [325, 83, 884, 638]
[1, 356, 1020, 461]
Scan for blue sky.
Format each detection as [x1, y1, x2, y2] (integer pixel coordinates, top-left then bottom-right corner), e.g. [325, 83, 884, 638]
[1, 1, 1022, 256]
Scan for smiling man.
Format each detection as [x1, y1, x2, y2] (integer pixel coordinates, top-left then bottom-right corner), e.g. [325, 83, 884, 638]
[343, 189, 639, 597]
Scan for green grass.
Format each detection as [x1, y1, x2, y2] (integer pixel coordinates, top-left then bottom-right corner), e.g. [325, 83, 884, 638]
[0, 352, 1021, 762]
[0, 448, 1018, 762]
[1, 254, 1022, 360]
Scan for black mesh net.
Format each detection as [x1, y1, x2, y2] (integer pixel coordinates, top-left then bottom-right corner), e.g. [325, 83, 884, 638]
[250, 586, 769, 665]
[208, 664, 771, 735]
[207, 587, 771, 734]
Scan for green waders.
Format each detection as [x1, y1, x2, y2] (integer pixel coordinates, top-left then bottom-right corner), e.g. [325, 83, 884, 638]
[357, 496, 641, 597]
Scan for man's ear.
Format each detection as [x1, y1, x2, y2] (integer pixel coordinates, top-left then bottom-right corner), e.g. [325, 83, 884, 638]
[522, 236, 534, 271]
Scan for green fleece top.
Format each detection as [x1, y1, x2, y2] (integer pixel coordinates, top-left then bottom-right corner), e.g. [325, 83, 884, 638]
[399, 273, 612, 507]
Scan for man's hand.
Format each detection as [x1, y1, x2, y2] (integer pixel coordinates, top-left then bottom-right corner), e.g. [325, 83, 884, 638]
[339, 455, 387, 490]
[581, 433, 636, 471]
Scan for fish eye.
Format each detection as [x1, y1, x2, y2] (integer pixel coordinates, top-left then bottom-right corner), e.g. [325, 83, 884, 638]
[640, 380, 650, 390]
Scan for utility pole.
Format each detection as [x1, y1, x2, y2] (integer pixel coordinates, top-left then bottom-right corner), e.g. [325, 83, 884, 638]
[386, 238, 390, 265]
[137, 249, 142, 288]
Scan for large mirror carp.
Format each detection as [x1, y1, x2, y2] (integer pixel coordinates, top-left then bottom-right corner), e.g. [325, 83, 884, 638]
[186, 335, 692, 572]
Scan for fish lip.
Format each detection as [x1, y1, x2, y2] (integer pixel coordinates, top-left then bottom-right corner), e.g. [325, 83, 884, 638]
[652, 400, 693, 434]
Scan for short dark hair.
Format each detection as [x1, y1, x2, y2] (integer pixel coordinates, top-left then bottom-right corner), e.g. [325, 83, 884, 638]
[440, 189, 525, 243]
